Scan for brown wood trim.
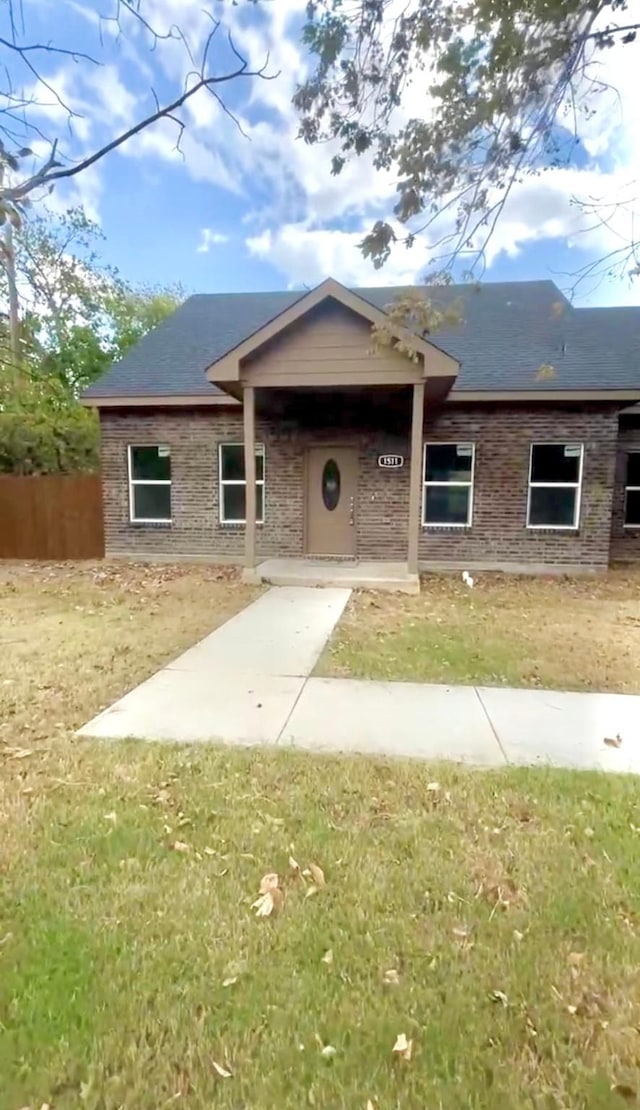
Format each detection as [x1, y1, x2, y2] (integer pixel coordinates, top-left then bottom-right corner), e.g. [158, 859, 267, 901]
[448, 390, 640, 403]
[206, 277, 459, 382]
[83, 393, 240, 408]
[408, 381, 425, 574]
[241, 366, 426, 387]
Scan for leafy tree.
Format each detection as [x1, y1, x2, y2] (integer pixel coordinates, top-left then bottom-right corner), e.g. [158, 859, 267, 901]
[294, 0, 640, 288]
[0, 207, 181, 474]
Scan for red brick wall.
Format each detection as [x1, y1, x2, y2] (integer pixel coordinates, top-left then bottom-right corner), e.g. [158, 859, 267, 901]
[610, 420, 640, 564]
[100, 402, 619, 570]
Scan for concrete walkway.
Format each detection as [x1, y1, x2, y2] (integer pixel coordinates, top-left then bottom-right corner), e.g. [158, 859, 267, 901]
[79, 586, 640, 773]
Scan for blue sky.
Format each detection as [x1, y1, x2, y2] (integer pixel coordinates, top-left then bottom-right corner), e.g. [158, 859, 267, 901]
[9, 0, 640, 306]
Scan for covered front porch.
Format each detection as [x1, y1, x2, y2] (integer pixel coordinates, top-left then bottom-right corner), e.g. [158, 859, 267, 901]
[206, 277, 460, 584]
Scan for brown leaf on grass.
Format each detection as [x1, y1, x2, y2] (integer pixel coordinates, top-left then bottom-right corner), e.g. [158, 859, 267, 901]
[259, 872, 280, 894]
[604, 734, 623, 748]
[383, 968, 401, 985]
[489, 990, 509, 1006]
[252, 888, 284, 917]
[611, 1083, 637, 1102]
[309, 863, 326, 888]
[212, 1059, 232, 1078]
[392, 1033, 413, 1061]
[172, 840, 190, 853]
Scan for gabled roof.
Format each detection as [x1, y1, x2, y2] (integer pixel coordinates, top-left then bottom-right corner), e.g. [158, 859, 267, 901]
[204, 277, 458, 382]
[83, 278, 640, 401]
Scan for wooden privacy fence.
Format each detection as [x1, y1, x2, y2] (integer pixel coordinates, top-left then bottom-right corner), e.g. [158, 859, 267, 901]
[0, 474, 104, 560]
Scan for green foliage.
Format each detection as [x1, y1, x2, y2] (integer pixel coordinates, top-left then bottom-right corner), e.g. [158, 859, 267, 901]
[0, 377, 99, 475]
[0, 206, 182, 474]
[295, 0, 638, 278]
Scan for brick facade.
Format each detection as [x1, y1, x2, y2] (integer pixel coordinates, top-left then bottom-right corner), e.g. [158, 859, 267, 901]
[100, 402, 621, 571]
[610, 418, 640, 564]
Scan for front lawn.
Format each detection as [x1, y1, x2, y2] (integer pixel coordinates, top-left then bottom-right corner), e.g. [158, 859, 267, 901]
[2, 561, 640, 1108]
[318, 568, 640, 692]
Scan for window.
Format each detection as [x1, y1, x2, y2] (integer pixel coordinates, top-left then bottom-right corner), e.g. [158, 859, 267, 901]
[423, 443, 475, 526]
[128, 445, 171, 523]
[624, 452, 640, 528]
[219, 443, 265, 523]
[527, 443, 583, 529]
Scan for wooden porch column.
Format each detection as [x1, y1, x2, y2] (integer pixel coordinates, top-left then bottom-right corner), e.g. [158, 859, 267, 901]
[243, 385, 256, 568]
[407, 381, 425, 574]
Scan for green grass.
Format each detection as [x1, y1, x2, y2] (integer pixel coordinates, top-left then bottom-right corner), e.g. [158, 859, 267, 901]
[318, 570, 640, 691]
[2, 562, 640, 1108]
[3, 749, 640, 1108]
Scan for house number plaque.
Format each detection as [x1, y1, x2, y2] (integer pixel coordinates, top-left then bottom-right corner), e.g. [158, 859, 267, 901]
[378, 454, 404, 469]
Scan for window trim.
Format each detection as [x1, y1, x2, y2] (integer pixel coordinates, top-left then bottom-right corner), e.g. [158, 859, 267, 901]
[219, 442, 266, 525]
[624, 451, 640, 529]
[127, 444, 172, 524]
[526, 442, 584, 531]
[422, 442, 475, 528]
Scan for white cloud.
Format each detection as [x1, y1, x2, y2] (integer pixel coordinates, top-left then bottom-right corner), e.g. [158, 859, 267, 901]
[196, 228, 229, 253]
[246, 223, 434, 287]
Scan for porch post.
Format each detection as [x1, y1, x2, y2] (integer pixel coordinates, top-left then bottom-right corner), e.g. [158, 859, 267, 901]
[243, 385, 256, 568]
[407, 381, 425, 574]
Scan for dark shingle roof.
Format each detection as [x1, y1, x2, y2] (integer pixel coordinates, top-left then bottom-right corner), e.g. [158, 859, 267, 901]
[84, 279, 640, 398]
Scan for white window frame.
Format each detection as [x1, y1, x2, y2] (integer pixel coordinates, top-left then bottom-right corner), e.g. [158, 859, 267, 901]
[624, 451, 640, 529]
[127, 444, 172, 524]
[422, 442, 475, 528]
[219, 442, 265, 525]
[526, 442, 584, 531]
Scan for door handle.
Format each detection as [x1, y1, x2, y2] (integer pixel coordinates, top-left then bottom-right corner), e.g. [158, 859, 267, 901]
[349, 496, 355, 526]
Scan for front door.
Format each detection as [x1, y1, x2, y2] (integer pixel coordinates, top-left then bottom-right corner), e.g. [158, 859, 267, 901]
[306, 447, 358, 556]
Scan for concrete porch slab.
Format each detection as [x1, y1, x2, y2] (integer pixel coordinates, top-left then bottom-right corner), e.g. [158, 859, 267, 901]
[246, 558, 420, 594]
[280, 677, 504, 765]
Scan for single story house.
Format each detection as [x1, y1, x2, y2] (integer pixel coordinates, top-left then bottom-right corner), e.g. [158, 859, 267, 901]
[83, 277, 640, 584]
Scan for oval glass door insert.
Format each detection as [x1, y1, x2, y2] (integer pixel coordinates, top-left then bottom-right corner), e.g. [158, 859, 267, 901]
[322, 458, 341, 511]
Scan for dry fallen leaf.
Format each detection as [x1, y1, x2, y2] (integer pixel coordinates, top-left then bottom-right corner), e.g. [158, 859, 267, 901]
[383, 968, 401, 985]
[252, 892, 275, 917]
[604, 734, 623, 749]
[222, 976, 238, 987]
[252, 888, 283, 917]
[259, 872, 280, 894]
[392, 1033, 413, 1061]
[309, 863, 326, 888]
[321, 949, 334, 966]
[172, 840, 190, 853]
[611, 1083, 637, 1102]
[212, 1059, 232, 1078]
[489, 990, 509, 1006]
